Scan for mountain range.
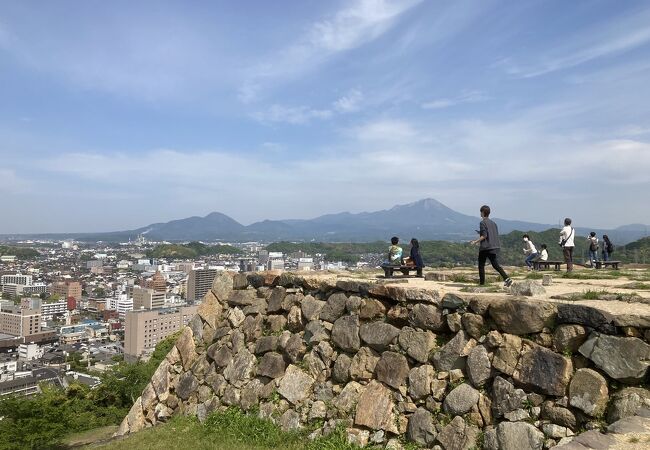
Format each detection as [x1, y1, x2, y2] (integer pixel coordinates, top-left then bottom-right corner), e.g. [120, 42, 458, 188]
[1, 198, 648, 244]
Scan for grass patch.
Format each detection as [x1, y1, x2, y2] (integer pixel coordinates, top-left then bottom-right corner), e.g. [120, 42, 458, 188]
[560, 271, 622, 280]
[581, 289, 610, 300]
[92, 409, 363, 450]
[524, 272, 544, 280]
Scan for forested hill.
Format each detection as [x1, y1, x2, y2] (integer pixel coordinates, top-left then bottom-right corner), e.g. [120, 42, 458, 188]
[267, 229, 650, 267]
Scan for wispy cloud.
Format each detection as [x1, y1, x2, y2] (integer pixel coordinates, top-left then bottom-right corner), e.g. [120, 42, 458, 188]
[500, 8, 650, 78]
[421, 90, 489, 110]
[253, 89, 364, 124]
[333, 89, 364, 113]
[240, 0, 422, 99]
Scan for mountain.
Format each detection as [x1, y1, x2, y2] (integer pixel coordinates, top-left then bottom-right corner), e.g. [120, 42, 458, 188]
[1, 198, 648, 244]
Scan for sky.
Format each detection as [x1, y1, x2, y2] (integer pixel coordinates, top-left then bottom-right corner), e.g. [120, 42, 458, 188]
[1, 0, 650, 233]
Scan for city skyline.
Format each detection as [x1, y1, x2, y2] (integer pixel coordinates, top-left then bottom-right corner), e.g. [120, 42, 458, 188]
[2, 1, 650, 233]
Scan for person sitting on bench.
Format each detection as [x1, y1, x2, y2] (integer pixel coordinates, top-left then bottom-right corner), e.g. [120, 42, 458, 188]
[532, 244, 548, 269]
[382, 236, 403, 267]
[405, 238, 424, 277]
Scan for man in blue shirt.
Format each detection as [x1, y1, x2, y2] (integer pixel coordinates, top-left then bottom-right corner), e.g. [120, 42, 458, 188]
[470, 205, 512, 287]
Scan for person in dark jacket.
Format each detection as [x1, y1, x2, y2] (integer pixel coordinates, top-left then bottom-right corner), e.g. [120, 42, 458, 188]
[470, 205, 513, 287]
[409, 238, 424, 277]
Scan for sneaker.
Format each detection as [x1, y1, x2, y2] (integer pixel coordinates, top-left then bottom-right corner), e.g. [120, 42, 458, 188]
[504, 278, 513, 287]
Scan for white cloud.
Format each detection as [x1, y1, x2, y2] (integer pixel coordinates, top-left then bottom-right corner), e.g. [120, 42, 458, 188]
[333, 89, 363, 113]
[501, 8, 650, 78]
[421, 90, 489, 110]
[253, 104, 333, 124]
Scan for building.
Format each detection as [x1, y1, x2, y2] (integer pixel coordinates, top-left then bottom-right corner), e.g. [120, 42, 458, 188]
[18, 343, 43, 361]
[1, 274, 33, 286]
[186, 269, 217, 302]
[105, 295, 132, 319]
[124, 306, 198, 361]
[144, 271, 166, 292]
[0, 307, 41, 338]
[2, 283, 47, 298]
[49, 280, 82, 301]
[132, 287, 165, 310]
[297, 257, 314, 271]
[40, 301, 67, 320]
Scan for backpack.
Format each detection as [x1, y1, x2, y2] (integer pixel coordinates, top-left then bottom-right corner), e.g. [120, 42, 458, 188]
[589, 240, 598, 251]
[607, 242, 614, 253]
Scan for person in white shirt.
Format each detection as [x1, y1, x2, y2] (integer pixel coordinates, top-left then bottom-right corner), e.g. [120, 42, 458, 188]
[559, 218, 575, 272]
[522, 234, 539, 269]
[532, 244, 549, 269]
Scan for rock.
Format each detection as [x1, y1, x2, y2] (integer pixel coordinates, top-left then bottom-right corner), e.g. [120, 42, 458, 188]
[489, 299, 557, 335]
[408, 303, 445, 331]
[432, 330, 469, 372]
[556, 304, 616, 334]
[279, 409, 302, 431]
[301, 296, 326, 321]
[542, 274, 553, 286]
[267, 314, 287, 333]
[257, 352, 286, 379]
[444, 383, 480, 415]
[504, 408, 530, 421]
[346, 428, 370, 447]
[492, 333, 522, 376]
[254, 336, 279, 355]
[197, 290, 223, 329]
[354, 380, 398, 433]
[494, 421, 545, 450]
[492, 376, 527, 417]
[408, 365, 435, 400]
[240, 379, 263, 411]
[331, 315, 361, 352]
[286, 305, 303, 333]
[569, 368, 609, 417]
[509, 280, 546, 296]
[223, 349, 256, 388]
[553, 430, 616, 450]
[175, 327, 198, 371]
[278, 365, 315, 404]
[309, 400, 327, 420]
[431, 379, 448, 401]
[332, 381, 363, 414]
[175, 371, 198, 400]
[436, 415, 479, 450]
[478, 393, 493, 426]
[304, 320, 329, 345]
[513, 343, 573, 396]
[467, 345, 491, 388]
[320, 292, 348, 323]
[332, 354, 352, 384]
[606, 414, 650, 434]
[359, 322, 400, 351]
[407, 408, 437, 446]
[446, 312, 462, 332]
[461, 313, 485, 340]
[359, 298, 386, 320]
[485, 330, 504, 348]
[150, 360, 170, 401]
[441, 293, 466, 309]
[541, 402, 576, 429]
[227, 289, 258, 307]
[542, 424, 573, 439]
[267, 286, 286, 313]
[553, 325, 588, 353]
[349, 347, 380, 381]
[375, 351, 409, 389]
[283, 333, 307, 364]
[124, 397, 146, 434]
[211, 271, 233, 301]
[398, 327, 436, 363]
[607, 387, 650, 423]
[579, 332, 650, 382]
[227, 307, 246, 328]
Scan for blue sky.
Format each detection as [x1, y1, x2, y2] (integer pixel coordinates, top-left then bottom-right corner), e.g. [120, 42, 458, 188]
[1, 0, 649, 233]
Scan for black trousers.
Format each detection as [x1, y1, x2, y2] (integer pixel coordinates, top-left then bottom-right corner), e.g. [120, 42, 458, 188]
[478, 250, 509, 285]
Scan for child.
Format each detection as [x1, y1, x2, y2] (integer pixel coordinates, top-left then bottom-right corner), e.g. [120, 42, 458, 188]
[522, 234, 539, 270]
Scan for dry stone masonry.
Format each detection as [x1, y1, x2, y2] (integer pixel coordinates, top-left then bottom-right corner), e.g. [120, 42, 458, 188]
[117, 271, 650, 449]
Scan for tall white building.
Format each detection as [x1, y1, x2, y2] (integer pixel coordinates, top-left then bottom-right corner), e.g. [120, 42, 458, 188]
[106, 293, 133, 319]
[1, 274, 33, 286]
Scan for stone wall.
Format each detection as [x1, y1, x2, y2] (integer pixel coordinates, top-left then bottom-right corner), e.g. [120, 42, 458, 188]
[116, 272, 650, 449]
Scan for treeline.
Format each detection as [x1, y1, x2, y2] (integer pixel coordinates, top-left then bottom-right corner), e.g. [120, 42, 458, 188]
[0, 333, 179, 450]
[267, 230, 650, 267]
[0, 245, 40, 259]
[147, 241, 241, 259]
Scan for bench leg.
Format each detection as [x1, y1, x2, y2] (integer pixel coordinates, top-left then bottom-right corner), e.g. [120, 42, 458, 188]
[416, 268, 423, 277]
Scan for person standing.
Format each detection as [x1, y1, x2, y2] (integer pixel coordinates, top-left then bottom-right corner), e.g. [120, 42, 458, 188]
[522, 234, 539, 270]
[470, 205, 512, 287]
[559, 218, 575, 272]
[409, 238, 424, 277]
[587, 232, 599, 267]
[602, 235, 613, 261]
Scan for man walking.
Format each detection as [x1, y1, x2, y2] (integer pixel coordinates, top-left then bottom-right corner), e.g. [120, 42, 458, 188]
[470, 205, 513, 287]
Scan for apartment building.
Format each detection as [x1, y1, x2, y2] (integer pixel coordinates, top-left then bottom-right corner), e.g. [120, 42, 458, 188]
[132, 287, 165, 310]
[49, 280, 82, 301]
[0, 307, 41, 338]
[124, 306, 198, 361]
[186, 269, 217, 302]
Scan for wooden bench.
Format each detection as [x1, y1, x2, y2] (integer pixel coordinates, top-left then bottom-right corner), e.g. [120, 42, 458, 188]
[382, 265, 423, 278]
[594, 260, 621, 270]
[533, 260, 564, 271]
